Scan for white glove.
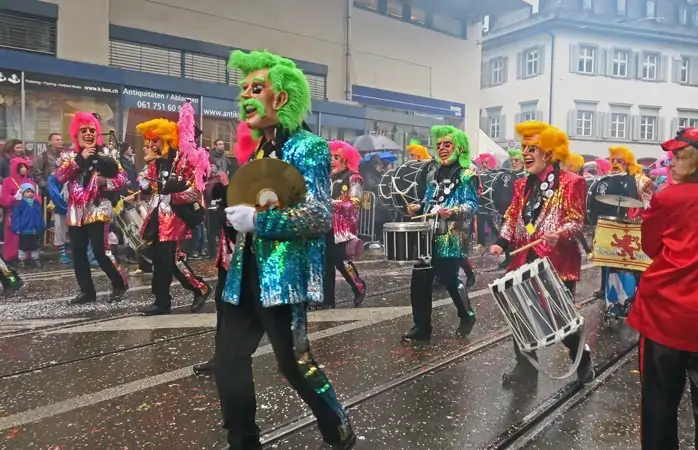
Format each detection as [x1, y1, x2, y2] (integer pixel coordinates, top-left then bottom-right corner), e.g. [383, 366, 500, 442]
[139, 179, 150, 190]
[225, 205, 256, 234]
[14, 191, 22, 201]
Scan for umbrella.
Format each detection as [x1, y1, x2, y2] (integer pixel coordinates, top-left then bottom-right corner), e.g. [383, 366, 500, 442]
[352, 134, 401, 152]
[362, 151, 397, 163]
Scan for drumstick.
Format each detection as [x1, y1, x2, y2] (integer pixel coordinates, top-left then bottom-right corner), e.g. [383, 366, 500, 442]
[411, 212, 436, 220]
[121, 191, 140, 202]
[509, 227, 566, 256]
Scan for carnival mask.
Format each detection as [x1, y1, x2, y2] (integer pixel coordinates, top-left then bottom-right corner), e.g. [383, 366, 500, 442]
[331, 152, 347, 175]
[437, 136, 458, 165]
[239, 69, 288, 132]
[77, 125, 97, 149]
[522, 135, 551, 175]
[148, 137, 163, 155]
[610, 157, 627, 174]
[510, 158, 524, 172]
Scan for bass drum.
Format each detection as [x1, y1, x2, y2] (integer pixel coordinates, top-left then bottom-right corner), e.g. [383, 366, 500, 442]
[377, 169, 396, 210]
[390, 160, 436, 212]
[585, 174, 638, 225]
[479, 169, 520, 216]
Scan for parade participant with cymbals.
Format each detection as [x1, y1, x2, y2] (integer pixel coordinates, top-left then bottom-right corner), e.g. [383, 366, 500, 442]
[217, 50, 355, 450]
[402, 125, 478, 343]
[490, 120, 594, 386]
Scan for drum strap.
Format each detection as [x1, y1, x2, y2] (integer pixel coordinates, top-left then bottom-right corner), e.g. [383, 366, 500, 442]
[519, 321, 589, 380]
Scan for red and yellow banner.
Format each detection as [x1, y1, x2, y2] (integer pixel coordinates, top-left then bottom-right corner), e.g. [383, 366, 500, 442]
[592, 218, 652, 271]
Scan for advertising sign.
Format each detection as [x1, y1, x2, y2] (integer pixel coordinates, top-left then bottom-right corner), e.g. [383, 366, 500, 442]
[122, 87, 201, 114]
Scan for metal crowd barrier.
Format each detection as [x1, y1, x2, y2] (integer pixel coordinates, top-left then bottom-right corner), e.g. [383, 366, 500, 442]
[359, 191, 379, 247]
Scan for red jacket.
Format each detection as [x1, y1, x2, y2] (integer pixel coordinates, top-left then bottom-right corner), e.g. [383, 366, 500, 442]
[627, 183, 698, 352]
[500, 169, 586, 281]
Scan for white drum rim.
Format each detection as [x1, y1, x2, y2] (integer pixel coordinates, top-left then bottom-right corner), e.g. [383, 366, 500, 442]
[383, 221, 433, 231]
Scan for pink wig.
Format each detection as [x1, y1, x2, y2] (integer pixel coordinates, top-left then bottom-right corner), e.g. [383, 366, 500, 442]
[595, 158, 611, 175]
[177, 101, 210, 192]
[234, 121, 257, 166]
[474, 152, 498, 169]
[328, 140, 361, 172]
[69, 112, 103, 151]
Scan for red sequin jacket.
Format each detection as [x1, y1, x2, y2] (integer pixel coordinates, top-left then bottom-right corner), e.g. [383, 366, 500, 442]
[499, 170, 586, 281]
[138, 151, 202, 242]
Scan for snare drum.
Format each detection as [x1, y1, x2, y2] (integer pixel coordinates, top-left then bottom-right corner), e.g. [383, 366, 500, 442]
[383, 222, 432, 262]
[592, 215, 651, 271]
[489, 257, 585, 353]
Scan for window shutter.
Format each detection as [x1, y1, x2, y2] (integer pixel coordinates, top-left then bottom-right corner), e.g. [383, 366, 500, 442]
[307, 74, 326, 100]
[656, 116, 665, 142]
[630, 52, 640, 79]
[658, 55, 669, 82]
[479, 116, 487, 131]
[502, 57, 509, 84]
[109, 40, 182, 77]
[500, 114, 507, 140]
[535, 110, 543, 122]
[538, 45, 546, 75]
[567, 110, 577, 137]
[671, 58, 680, 83]
[689, 57, 698, 86]
[0, 11, 56, 55]
[569, 44, 579, 73]
[631, 115, 640, 141]
[602, 112, 611, 139]
[670, 118, 678, 134]
[515, 112, 521, 124]
[516, 52, 523, 79]
[597, 48, 607, 76]
[184, 53, 227, 84]
[606, 48, 614, 76]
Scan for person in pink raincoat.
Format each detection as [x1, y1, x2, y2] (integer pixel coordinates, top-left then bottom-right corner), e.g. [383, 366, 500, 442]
[1, 158, 38, 263]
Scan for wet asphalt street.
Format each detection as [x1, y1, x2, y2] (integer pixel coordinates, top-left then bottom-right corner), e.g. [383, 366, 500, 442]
[0, 252, 695, 449]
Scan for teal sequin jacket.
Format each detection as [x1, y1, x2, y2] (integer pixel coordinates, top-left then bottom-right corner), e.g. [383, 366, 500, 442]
[418, 167, 478, 259]
[222, 129, 331, 307]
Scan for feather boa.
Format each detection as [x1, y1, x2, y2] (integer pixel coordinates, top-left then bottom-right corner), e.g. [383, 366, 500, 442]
[234, 121, 258, 165]
[177, 101, 210, 192]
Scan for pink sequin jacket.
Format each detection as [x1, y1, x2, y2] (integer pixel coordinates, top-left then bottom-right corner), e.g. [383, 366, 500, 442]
[54, 148, 127, 226]
[138, 150, 203, 242]
[331, 170, 363, 243]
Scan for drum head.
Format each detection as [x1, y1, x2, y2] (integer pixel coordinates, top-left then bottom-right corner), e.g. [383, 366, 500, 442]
[479, 169, 519, 216]
[586, 174, 638, 226]
[378, 169, 396, 210]
[390, 160, 435, 211]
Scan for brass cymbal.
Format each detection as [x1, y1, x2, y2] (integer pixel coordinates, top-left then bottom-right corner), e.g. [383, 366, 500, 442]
[595, 194, 645, 209]
[227, 158, 307, 209]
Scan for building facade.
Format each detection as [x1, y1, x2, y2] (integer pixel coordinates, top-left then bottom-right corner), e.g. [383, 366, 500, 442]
[0, 0, 530, 163]
[480, 0, 698, 159]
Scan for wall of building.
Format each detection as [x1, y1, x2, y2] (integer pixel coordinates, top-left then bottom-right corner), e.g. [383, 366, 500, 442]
[44, 0, 110, 65]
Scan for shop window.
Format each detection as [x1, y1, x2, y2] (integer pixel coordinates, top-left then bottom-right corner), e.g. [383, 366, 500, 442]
[0, 69, 22, 140]
[23, 73, 120, 160]
[0, 11, 56, 55]
[109, 40, 182, 77]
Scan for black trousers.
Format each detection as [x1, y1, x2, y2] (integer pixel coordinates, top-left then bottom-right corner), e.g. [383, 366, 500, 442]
[410, 257, 472, 334]
[69, 223, 125, 296]
[640, 337, 698, 450]
[214, 256, 350, 449]
[323, 239, 366, 306]
[151, 241, 206, 310]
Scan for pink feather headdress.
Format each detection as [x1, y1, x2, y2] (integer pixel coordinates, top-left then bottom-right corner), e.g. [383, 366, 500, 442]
[328, 140, 361, 172]
[69, 112, 103, 151]
[595, 158, 611, 175]
[474, 152, 498, 169]
[177, 100, 210, 192]
[234, 121, 257, 166]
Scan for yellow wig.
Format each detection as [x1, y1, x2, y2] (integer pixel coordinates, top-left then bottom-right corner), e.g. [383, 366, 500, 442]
[406, 143, 430, 160]
[136, 119, 179, 155]
[514, 120, 549, 140]
[515, 120, 569, 163]
[565, 153, 585, 172]
[609, 146, 642, 175]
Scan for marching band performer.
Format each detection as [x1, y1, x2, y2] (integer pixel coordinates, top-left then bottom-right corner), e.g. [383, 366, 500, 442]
[564, 152, 585, 175]
[135, 103, 212, 316]
[216, 50, 355, 450]
[0, 256, 22, 296]
[608, 146, 654, 208]
[403, 125, 478, 343]
[323, 140, 367, 308]
[509, 149, 525, 174]
[406, 139, 431, 161]
[56, 112, 128, 304]
[490, 121, 594, 386]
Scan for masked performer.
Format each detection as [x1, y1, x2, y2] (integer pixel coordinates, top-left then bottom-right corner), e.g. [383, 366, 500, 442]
[0, 257, 22, 296]
[216, 50, 355, 450]
[608, 145, 654, 209]
[322, 140, 367, 308]
[56, 112, 128, 304]
[406, 139, 431, 161]
[490, 121, 594, 386]
[136, 103, 211, 316]
[509, 149, 525, 174]
[564, 152, 585, 175]
[402, 125, 478, 343]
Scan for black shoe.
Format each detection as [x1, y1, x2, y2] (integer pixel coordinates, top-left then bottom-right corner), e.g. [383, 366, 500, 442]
[502, 362, 539, 387]
[107, 285, 129, 303]
[193, 358, 214, 375]
[466, 273, 476, 288]
[319, 427, 356, 449]
[69, 292, 97, 305]
[3, 279, 24, 297]
[455, 312, 476, 338]
[576, 349, 595, 385]
[189, 251, 202, 260]
[353, 291, 366, 307]
[139, 304, 171, 316]
[191, 284, 212, 313]
[401, 326, 431, 344]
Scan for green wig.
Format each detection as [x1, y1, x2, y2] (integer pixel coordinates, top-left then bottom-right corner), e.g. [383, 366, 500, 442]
[508, 149, 523, 161]
[228, 49, 311, 138]
[431, 125, 471, 169]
